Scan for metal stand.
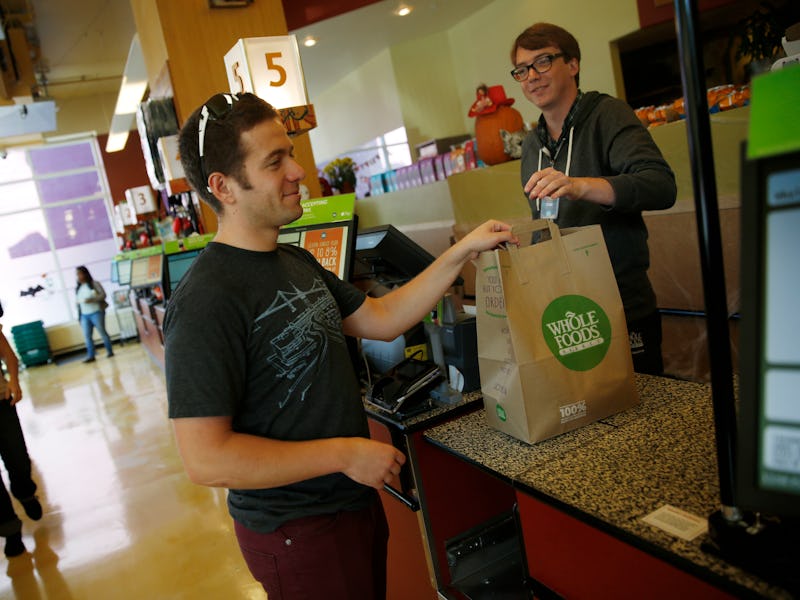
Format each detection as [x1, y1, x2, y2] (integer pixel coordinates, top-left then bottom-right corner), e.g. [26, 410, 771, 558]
[673, 0, 739, 519]
[675, 2, 800, 593]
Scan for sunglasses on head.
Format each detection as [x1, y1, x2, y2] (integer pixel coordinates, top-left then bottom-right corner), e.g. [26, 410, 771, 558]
[198, 93, 240, 191]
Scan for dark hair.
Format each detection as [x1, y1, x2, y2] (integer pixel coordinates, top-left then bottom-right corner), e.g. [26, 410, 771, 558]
[75, 265, 94, 293]
[511, 23, 581, 87]
[178, 92, 280, 215]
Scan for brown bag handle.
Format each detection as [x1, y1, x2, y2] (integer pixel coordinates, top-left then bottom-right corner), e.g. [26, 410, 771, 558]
[510, 218, 561, 240]
[506, 219, 570, 285]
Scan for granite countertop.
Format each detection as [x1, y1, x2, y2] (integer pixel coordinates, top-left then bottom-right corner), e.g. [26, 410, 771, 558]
[423, 374, 792, 599]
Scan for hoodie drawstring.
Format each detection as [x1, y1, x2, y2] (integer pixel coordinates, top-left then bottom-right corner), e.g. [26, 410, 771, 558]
[535, 126, 574, 213]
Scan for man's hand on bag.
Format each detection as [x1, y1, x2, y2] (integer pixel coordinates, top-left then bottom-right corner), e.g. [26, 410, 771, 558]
[458, 220, 519, 261]
[341, 219, 517, 342]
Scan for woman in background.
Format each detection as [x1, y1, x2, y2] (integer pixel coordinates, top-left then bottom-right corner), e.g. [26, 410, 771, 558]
[75, 266, 114, 363]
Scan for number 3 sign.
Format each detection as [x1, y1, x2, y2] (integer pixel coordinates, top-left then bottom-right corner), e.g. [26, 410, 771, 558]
[224, 35, 308, 109]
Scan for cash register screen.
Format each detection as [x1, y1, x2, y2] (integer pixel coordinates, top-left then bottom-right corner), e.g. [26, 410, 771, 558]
[129, 254, 163, 288]
[738, 148, 800, 519]
[117, 259, 132, 286]
[166, 250, 201, 298]
[352, 224, 437, 289]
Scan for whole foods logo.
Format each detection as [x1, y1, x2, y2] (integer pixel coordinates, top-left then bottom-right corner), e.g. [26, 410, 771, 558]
[541, 295, 611, 371]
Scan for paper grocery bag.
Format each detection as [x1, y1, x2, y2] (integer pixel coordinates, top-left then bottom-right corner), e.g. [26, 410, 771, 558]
[475, 220, 638, 444]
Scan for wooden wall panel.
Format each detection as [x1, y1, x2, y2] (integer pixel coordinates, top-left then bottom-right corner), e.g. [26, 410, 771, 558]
[155, 0, 288, 124]
[98, 130, 151, 204]
[133, 0, 321, 221]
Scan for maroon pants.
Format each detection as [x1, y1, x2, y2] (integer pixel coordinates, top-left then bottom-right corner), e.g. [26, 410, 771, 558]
[234, 496, 389, 600]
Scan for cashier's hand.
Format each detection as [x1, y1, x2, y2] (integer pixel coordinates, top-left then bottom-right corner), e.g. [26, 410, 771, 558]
[341, 438, 406, 489]
[456, 220, 519, 261]
[524, 168, 615, 207]
[524, 167, 579, 202]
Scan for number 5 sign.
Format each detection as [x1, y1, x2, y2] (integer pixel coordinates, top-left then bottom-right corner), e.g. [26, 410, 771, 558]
[224, 35, 309, 109]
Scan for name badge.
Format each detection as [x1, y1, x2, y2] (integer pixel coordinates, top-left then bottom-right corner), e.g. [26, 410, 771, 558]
[540, 196, 560, 220]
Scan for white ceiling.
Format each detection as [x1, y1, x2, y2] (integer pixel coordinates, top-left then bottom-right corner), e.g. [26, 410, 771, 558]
[294, 0, 493, 97]
[15, 0, 492, 101]
[27, 0, 138, 99]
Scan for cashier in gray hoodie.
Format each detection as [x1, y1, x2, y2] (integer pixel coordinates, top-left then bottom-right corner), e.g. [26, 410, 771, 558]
[511, 22, 676, 375]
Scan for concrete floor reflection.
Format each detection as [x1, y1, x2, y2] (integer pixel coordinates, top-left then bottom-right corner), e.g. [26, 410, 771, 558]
[2, 343, 266, 599]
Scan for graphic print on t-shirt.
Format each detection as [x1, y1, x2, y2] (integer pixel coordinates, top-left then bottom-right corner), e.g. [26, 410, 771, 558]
[253, 278, 344, 407]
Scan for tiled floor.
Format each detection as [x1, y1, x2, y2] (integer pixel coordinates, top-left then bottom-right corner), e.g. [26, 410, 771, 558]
[2, 342, 266, 599]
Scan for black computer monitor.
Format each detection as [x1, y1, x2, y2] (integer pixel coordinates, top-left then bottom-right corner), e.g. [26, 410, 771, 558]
[737, 145, 800, 520]
[165, 249, 201, 298]
[351, 224, 438, 290]
[117, 259, 132, 286]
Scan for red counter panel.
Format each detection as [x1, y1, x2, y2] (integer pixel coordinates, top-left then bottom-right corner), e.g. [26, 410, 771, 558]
[516, 491, 736, 600]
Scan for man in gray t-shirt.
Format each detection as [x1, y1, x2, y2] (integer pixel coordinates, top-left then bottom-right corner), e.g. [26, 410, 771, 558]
[167, 242, 373, 534]
[167, 92, 517, 600]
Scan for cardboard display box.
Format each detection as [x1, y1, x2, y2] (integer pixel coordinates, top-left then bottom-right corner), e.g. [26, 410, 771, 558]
[644, 107, 748, 316]
[645, 195, 740, 314]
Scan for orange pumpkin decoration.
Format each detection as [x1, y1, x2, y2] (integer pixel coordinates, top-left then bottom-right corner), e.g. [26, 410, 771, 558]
[475, 105, 525, 165]
[469, 85, 524, 165]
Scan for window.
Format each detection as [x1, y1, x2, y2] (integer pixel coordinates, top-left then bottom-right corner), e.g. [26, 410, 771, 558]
[0, 138, 118, 330]
[320, 127, 412, 198]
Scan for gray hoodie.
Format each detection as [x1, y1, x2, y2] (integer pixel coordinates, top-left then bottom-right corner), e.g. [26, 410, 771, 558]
[520, 91, 677, 322]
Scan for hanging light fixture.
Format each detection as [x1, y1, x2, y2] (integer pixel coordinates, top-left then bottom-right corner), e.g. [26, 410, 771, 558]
[105, 34, 148, 153]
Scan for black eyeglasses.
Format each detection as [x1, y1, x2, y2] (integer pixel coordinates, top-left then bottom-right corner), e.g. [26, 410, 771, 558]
[510, 53, 566, 82]
[198, 93, 239, 191]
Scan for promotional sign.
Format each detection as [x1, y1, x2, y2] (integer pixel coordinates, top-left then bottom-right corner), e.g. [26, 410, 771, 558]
[224, 35, 308, 109]
[284, 194, 355, 227]
[278, 195, 356, 280]
[163, 233, 216, 255]
[0, 101, 57, 137]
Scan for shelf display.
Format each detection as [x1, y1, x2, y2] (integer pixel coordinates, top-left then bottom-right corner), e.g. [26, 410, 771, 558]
[278, 194, 357, 281]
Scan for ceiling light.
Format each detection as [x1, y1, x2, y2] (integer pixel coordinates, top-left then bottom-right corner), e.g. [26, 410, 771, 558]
[114, 76, 148, 115]
[107, 34, 147, 152]
[105, 113, 135, 153]
[104, 131, 129, 153]
[395, 4, 413, 17]
[303, 36, 317, 48]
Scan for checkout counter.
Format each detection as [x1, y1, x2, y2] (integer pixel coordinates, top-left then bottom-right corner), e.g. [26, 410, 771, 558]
[366, 375, 793, 599]
[356, 161, 792, 596]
